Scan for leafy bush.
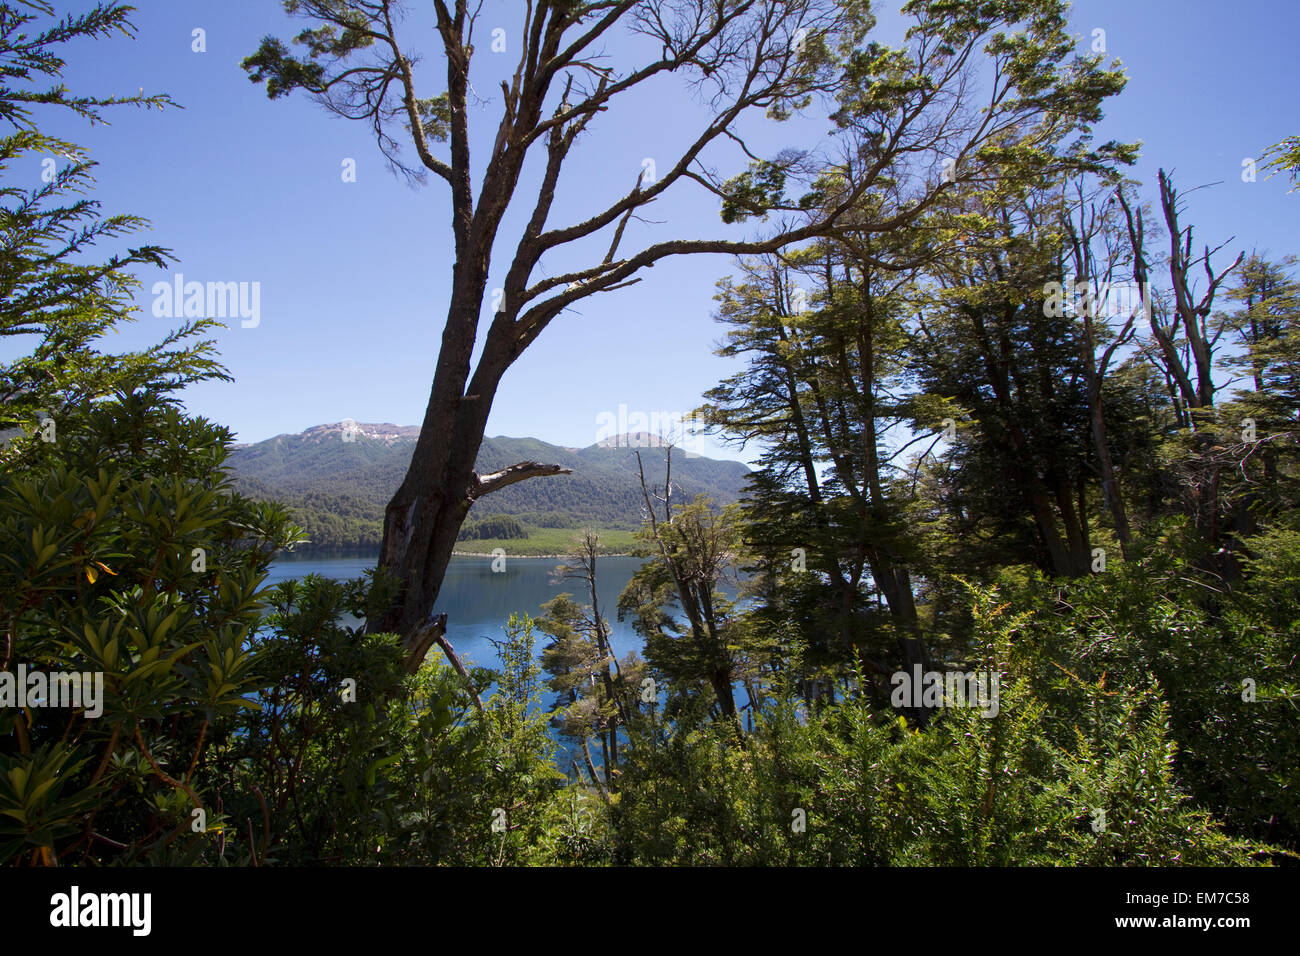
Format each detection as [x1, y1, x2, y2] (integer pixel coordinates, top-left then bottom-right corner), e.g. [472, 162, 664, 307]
[0, 393, 302, 864]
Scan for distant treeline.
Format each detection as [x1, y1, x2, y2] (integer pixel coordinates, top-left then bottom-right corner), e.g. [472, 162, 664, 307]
[257, 492, 593, 549]
[457, 515, 528, 540]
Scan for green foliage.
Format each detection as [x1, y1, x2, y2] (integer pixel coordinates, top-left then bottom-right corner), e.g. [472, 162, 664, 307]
[1001, 555, 1300, 855]
[1262, 134, 1300, 190]
[609, 584, 1261, 866]
[0, 1, 304, 866]
[0, 393, 304, 865]
[720, 160, 790, 224]
[618, 495, 764, 728]
[219, 583, 576, 866]
[537, 533, 647, 793]
[0, 1, 205, 433]
[458, 514, 527, 541]
[241, 36, 328, 100]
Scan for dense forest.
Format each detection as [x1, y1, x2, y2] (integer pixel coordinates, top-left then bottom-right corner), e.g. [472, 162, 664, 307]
[1, 1, 1297, 872]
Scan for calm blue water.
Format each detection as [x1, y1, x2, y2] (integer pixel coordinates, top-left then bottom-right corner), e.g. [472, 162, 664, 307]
[262, 552, 651, 676]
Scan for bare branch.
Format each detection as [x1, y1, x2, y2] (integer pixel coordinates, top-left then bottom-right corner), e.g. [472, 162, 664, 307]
[468, 460, 573, 500]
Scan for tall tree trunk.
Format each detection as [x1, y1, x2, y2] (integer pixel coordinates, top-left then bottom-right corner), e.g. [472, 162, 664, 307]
[369, 286, 493, 647]
[1089, 387, 1133, 558]
[366, 302, 572, 670]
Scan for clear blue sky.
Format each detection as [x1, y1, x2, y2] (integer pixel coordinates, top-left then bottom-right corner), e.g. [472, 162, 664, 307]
[10, 0, 1298, 462]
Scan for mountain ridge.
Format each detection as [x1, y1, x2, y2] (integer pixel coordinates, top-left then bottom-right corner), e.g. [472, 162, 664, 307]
[227, 422, 751, 550]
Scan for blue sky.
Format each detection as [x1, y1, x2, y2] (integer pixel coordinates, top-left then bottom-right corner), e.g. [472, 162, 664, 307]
[9, 0, 1298, 462]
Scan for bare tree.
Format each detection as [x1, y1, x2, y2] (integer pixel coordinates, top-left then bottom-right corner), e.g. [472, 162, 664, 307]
[1064, 178, 1139, 557]
[1117, 169, 1244, 551]
[1117, 170, 1243, 420]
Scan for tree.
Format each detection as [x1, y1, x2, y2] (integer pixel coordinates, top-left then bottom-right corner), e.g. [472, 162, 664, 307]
[243, 0, 1127, 667]
[703, 257, 873, 664]
[1116, 170, 1243, 422]
[538, 530, 636, 792]
[701, 249, 926, 694]
[1062, 174, 1143, 557]
[1210, 255, 1300, 548]
[0, 2, 204, 419]
[913, 148, 1127, 578]
[700, 0, 1131, 679]
[617, 448, 754, 735]
[1220, 254, 1300, 406]
[244, 0, 849, 664]
[1116, 170, 1245, 562]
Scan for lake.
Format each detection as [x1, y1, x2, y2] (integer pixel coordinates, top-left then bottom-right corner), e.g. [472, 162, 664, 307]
[263, 552, 653, 676]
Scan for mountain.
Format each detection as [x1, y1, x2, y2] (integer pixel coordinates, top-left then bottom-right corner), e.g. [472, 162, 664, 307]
[227, 422, 752, 550]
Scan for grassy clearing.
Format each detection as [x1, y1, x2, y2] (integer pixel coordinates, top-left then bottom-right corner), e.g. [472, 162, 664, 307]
[452, 527, 639, 556]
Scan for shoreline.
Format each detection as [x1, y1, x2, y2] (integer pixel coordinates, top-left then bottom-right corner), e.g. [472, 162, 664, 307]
[276, 549, 636, 560]
[452, 550, 635, 559]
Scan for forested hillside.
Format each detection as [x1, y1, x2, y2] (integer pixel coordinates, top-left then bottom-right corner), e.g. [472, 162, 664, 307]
[227, 424, 750, 548]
